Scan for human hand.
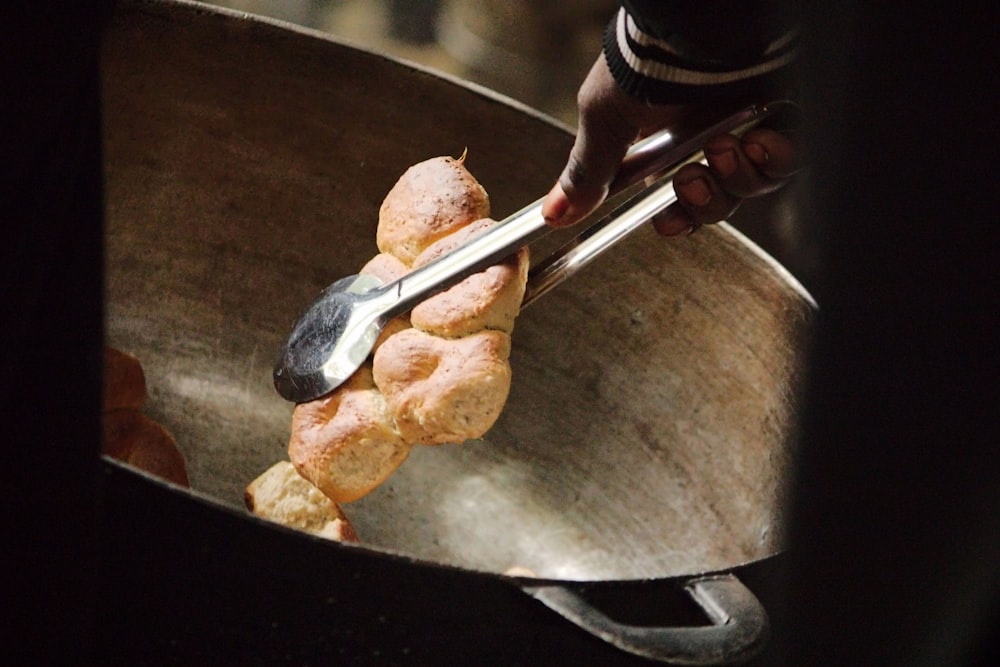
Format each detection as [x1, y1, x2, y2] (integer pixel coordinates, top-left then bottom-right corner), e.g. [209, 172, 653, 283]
[541, 54, 802, 235]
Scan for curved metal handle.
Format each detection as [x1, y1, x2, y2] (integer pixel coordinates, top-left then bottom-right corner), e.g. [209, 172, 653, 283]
[523, 574, 769, 665]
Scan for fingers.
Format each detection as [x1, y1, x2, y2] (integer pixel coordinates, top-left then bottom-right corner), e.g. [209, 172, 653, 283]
[545, 54, 804, 235]
[540, 126, 627, 229]
[542, 56, 645, 228]
[652, 128, 802, 237]
[541, 129, 633, 229]
[740, 127, 802, 180]
[545, 137, 626, 228]
[651, 164, 741, 236]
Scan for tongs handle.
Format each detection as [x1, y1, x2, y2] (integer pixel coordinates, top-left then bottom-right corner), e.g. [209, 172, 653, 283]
[272, 101, 796, 402]
[523, 99, 798, 306]
[385, 101, 794, 321]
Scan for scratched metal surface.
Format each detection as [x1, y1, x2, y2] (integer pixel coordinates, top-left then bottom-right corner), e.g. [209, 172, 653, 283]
[102, 0, 813, 581]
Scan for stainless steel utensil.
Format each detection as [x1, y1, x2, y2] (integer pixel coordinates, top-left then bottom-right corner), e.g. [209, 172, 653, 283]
[273, 101, 793, 402]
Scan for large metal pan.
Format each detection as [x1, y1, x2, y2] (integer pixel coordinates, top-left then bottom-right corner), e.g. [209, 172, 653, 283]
[100, 1, 814, 664]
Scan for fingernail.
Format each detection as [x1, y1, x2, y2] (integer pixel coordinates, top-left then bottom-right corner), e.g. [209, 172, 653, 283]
[744, 142, 769, 165]
[543, 205, 566, 225]
[542, 188, 569, 225]
[651, 207, 691, 237]
[706, 147, 737, 177]
[676, 176, 712, 207]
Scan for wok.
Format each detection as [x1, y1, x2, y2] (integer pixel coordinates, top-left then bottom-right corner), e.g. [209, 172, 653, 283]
[100, 1, 814, 664]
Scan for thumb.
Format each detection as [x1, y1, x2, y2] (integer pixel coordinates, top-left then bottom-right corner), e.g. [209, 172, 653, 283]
[542, 57, 638, 228]
[541, 132, 628, 228]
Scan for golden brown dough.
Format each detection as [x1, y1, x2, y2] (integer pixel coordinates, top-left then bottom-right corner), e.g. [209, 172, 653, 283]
[373, 328, 512, 445]
[245, 461, 358, 543]
[287, 153, 525, 506]
[288, 366, 410, 503]
[410, 218, 529, 338]
[103, 346, 147, 412]
[102, 408, 190, 487]
[359, 251, 409, 283]
[376, 155, 490, 265]
[101, 347, 190, 487]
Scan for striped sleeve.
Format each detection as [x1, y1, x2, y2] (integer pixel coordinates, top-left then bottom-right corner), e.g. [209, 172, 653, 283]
[603, 2, 798, 104]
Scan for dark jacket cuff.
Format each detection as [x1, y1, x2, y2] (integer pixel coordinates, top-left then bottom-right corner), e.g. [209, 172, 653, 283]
[602, 6, 798, 105]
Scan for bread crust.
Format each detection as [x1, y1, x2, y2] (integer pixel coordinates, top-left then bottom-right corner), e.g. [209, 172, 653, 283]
[373, 327, 512, 445]
[288, 154, 525, 505]
[410, 218, 529, 338]
[245, 461, 359, 542]
[288, 366, 410, 503]
[102, 408, 190, 487]
[376, 155, 490, 265]
[103, 346, 147, 412]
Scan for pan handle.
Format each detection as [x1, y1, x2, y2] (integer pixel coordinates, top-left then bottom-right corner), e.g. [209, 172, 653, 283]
[522, 574, 768, 665]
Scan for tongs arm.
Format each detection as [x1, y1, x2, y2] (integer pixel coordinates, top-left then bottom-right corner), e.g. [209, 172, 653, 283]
[273, 101, 796, 402]
[523, 99, 797, 306]
[391, 101, 793, 316]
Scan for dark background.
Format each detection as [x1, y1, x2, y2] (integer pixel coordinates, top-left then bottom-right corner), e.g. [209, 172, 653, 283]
[2, 2, 996, 664]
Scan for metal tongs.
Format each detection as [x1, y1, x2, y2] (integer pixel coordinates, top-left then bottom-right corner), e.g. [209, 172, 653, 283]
[274, 101, 795, 403]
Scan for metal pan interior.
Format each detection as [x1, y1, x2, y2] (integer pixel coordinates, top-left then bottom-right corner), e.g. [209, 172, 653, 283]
[102, 0, 814, 581]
